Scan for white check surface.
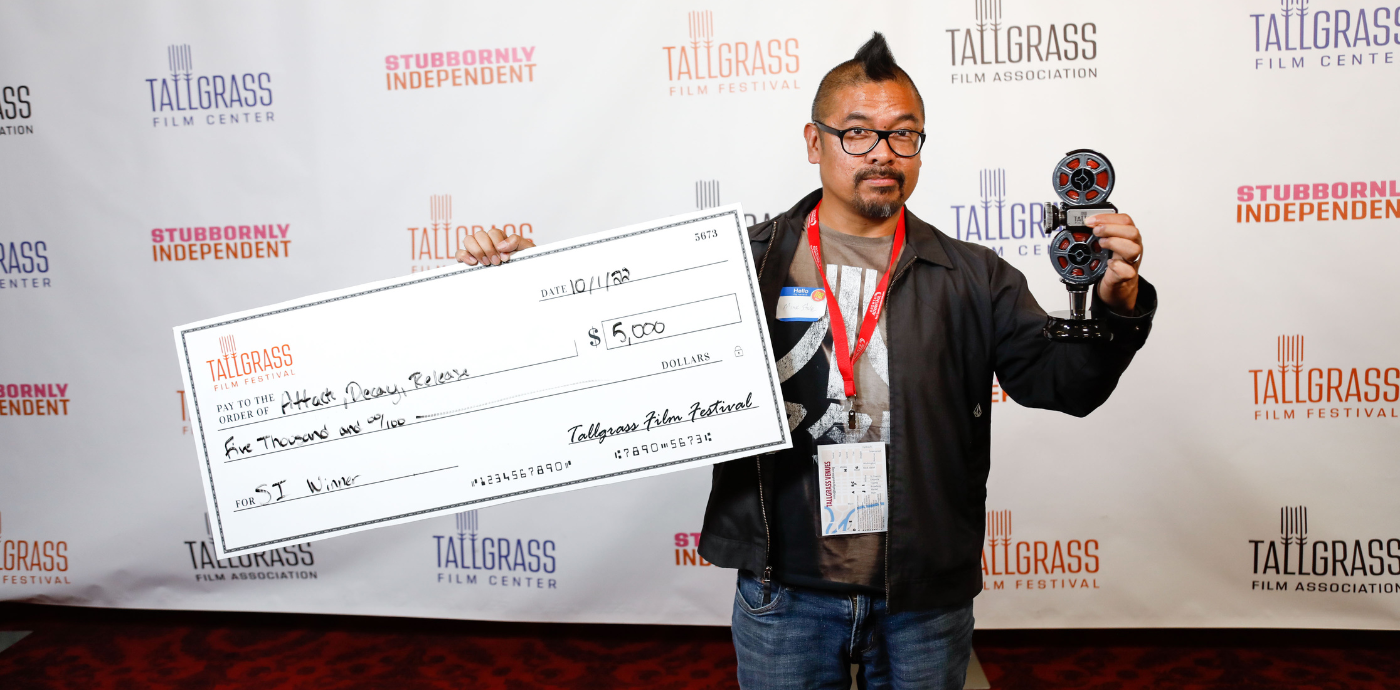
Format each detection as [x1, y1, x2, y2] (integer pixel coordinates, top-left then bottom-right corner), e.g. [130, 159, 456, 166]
[173, 205, 790, 558]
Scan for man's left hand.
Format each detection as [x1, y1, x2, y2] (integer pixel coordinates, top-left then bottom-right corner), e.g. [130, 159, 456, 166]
[1085, 213, 1142, 315]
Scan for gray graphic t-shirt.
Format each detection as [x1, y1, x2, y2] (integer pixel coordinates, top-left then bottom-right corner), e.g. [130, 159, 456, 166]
[780, 224, 899, 589]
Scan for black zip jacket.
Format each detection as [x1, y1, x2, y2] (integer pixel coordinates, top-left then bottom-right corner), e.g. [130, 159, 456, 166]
[698, 189, 1157, 612]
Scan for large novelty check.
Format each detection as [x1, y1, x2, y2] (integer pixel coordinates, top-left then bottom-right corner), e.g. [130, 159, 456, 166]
[174, 206, 790, 558]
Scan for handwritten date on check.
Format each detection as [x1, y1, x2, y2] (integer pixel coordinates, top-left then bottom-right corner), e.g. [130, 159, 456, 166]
[174, 205, 791, 558]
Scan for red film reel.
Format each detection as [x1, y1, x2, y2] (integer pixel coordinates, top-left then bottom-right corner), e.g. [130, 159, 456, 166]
[1052, 150, 1115, 205]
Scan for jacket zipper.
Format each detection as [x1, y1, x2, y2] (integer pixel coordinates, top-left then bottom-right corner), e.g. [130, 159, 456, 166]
[883, 254, 914, 606]
[755, 220, 779, 604]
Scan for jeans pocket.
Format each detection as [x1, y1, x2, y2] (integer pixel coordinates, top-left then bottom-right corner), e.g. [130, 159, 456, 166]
[734, 570, 784, 615]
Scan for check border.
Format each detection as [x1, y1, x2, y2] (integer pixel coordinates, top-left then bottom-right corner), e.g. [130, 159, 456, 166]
[179, 208, 786, 555]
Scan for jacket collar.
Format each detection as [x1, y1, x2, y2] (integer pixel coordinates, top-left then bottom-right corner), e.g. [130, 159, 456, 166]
[757, 189, 954, 319]
[760, 189, 955, 270]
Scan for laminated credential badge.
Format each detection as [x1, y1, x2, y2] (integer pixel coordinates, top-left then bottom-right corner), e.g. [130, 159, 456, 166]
[776, 287, 827, 322]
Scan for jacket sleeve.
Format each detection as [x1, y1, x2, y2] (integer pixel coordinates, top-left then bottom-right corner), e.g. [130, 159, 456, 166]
[989, 253, 1157, 417]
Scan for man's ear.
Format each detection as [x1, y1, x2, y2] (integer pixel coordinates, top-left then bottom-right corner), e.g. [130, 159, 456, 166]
[804, 123, 821, 165]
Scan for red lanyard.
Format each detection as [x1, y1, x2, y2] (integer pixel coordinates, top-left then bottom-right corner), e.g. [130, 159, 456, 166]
[805, 200, 905, 402]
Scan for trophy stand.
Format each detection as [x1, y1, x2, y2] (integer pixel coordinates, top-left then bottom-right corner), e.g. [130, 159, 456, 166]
[1042, 149, 1117, 343]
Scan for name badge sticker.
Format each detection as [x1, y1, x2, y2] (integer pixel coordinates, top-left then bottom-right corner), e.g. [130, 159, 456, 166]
[776, 287, 826, 322]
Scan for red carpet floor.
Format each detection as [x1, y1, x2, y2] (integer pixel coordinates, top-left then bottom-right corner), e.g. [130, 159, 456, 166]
[0, 603, 1397, 689]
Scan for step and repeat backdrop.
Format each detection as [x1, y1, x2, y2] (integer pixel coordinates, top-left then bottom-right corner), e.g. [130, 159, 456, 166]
[2, 0, 1398, 629]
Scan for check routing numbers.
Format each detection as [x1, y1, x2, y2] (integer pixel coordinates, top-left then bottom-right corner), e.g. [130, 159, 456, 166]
[186, 207, 787, 554]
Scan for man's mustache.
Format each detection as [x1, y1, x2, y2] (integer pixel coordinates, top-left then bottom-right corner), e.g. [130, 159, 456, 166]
[854, 167, 905, 189]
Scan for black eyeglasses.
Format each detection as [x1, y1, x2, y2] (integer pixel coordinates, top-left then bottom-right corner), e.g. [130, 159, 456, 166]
[812, 121, 926, 157]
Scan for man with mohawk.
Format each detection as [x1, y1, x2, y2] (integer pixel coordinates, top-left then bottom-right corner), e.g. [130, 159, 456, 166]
[695, 33, 1156, 689]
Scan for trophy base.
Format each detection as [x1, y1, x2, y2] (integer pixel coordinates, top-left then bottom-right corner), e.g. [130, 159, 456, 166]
[1043, 311, 1113, 342]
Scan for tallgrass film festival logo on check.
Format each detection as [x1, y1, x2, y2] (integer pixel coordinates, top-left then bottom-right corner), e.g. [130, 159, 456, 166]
[145, 44, 274, 129]
[1249, 506, 1400, 594]
[661, 10, 801, 97]
[433, 510, 558, 590]
[206, 334, 296, 391]
[945, 0, 1100, 85]
[1249, 335, 1399, 420]
[1250, 1, 1399, 70]
[405, 195, 532, 273]
[384, 46, 536, 92]
[981, 509, 1100, 593]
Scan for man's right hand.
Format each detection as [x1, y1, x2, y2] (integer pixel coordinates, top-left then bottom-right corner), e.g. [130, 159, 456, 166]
[454, 228, 536, 266]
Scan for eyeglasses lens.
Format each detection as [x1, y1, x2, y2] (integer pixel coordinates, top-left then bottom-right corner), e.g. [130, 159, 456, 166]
[841, 129, 922, 157]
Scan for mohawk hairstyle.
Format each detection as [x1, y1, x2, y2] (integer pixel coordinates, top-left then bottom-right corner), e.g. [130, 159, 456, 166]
[811, 32, 924, 122]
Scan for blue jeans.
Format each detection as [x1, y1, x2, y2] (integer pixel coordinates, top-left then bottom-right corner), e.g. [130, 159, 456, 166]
[731, 570, 974, 690]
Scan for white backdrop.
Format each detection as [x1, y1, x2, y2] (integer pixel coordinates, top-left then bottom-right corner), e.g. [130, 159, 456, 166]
[2, 0, 1398, 629]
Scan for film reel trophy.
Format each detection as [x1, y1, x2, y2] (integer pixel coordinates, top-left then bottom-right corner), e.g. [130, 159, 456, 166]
[1043, 149, 1116, 342]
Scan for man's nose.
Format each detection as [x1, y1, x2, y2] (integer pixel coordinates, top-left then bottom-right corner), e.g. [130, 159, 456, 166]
[864, 137, 897, 165]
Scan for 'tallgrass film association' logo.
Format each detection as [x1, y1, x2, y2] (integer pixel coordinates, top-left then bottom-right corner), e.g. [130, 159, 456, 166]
[145, 44, 274, 129]
[946, 0, 1099, 85]
[1249, 335, 1399, 420]
[661, 11, 800, 97]
[433, 510, 558, 589]
[0, 85, 33, 135]
[185, 513, 317, 582]
[1250, 1, 1399, 71]
[981, 510, 1100, 592]
[1250, 506, 1400, 594]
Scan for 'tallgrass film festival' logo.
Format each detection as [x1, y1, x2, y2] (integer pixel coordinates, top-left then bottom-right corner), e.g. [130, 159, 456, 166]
[145, 44, 274, 128]
[981, 510, 1100, 592]
[0, 512, 71, 586]
[661, 11, 800, 97]
[406, 195, 533, 273]
[1250, 1, 1399, 70]
[0, 85, 33, 135]
[206, 334, 296, 391]
[1249, 506, 1400, 594]
[384, 46, 537, 92]
[1249, 335, 1399, 420]
[1, 240, 51, 290]
[946, 0, 1099, 85]
[433, 510, 558, 589]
